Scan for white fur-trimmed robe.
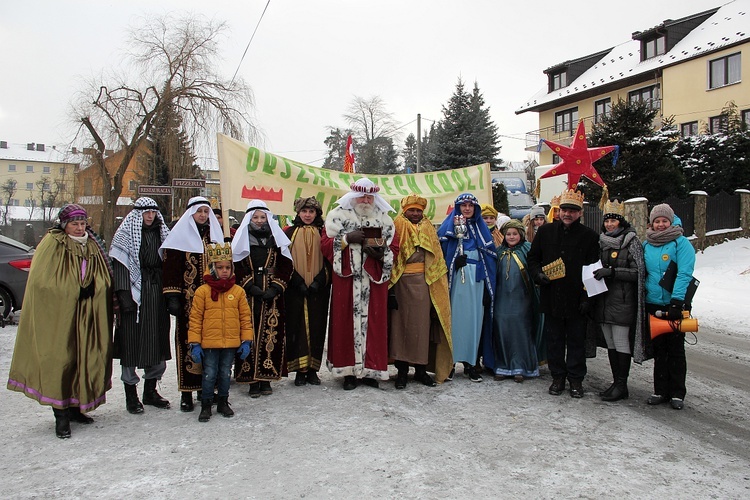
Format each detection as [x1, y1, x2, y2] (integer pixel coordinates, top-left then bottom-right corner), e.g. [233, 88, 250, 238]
[322, 206, 398, 380]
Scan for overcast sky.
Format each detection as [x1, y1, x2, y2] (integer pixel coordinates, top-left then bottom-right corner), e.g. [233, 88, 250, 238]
[0, 0, 726, 167]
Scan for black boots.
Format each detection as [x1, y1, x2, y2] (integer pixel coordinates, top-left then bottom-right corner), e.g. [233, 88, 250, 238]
[569, 379, 584, 398]
[599, 349, 618, 397]
[259, 381, 273, 395]
[248, 383, 261, 398]
[549, 378, 566, 395]
[306, 370, 321, 385]
[295, 371, 307, 386]
[198, 401, 212, 422]
[343, 375, 357, 390]
[69, 406, 94, 424]
[180, 392, 194, 412]
[414, 365, 436, 387]
[52, 408, 71, 439]
[601, 352, 631, 402]
[394, 361, 408, 390]
[124, 383, 144, 414]
[216, 396, 234, 417]
[142, 379, 170, 409]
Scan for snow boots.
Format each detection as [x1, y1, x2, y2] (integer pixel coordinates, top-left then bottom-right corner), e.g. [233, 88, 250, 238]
[53, 408, 71, 439]
[216, 396, 234, 418]
[142, 379, 170, 409]
[601, 352, 631, 402]
[198, 401, 212, 422]
[124, 383, 144, 414]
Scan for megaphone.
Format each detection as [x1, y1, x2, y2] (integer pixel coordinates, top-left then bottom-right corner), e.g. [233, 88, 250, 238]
[649, 311, 699, 339]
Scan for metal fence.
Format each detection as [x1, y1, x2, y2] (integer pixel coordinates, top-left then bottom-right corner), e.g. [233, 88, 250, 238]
[706, 191, 740, 232]
[649, 196, 694, 235]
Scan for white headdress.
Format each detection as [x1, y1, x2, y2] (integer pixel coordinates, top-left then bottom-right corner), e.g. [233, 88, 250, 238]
[158, 196, 224, 258]
[231, 199, 292, 262]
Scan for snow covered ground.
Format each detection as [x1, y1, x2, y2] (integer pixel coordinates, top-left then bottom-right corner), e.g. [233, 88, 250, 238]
[0, 239, 748, 499]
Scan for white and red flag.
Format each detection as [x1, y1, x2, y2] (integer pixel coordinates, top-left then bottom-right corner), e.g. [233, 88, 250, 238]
[343, 134, 355, 173]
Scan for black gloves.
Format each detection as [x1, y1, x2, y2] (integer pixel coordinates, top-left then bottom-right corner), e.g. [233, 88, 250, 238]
[262, 284, 282, 301]
[454, 254, 468, 269]
[364, 246, 385, 260]
[247, 285, 265, 297]
[388, 293, 399, 310]
[346, 230, 365, 245]
[535, 272, 551, 286]
[166, 295, 182, 316]
[117, 290, 137, 313]
[593, 268, 614, 281]
[667, 299, 684, 320]
[79, 281, 95, 300]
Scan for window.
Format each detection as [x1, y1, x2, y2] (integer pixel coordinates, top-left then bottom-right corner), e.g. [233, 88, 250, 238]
[594, 98, 611, 123]
[42, 182, 50, 192]
[129, 180, 137, 191]
[642, 36, 666, 60]
[206, 173, 212, 180]
[629, 85, 660, 109]
[554, 107, 578, 135]
[58, 183, 66, 192]
[60, 167, 66, 175]
[709, 53, 741, 89]
[26, 165, 34, 173]
[24, 199, 31, 207]
[43, 166, 51, 174]
[26, 182, 33, 190]
[681, 122, 699, 137]
[742, 109, 750, 130]
[84, 178, 93, 196]
[11, 199, 19, 206]
[8, 164, 15, 172]
[550, 71, 567, 91]
[709, 115, 728, 134]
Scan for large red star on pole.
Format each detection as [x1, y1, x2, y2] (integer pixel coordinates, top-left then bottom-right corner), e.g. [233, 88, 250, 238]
[539, 121, 617, 188]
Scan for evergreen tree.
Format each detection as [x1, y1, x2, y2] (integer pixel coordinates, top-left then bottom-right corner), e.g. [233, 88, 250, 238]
[358, 136, 400, 175]
[402, 133, 417, 173]
[322, 128, 353, 171]
[145, 91, 200, 220]
[672, 101, 750, 194]
[588, 98, 685, 202]
[492, 182, 509, 214]
[429, 78, 501, 170]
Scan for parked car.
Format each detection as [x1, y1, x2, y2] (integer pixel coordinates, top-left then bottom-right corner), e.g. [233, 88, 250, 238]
[508, 191, 535, 220]
[0, 235, 34, 318]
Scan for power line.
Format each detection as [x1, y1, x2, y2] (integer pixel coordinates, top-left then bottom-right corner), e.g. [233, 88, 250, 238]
[230, 0, 271, 85]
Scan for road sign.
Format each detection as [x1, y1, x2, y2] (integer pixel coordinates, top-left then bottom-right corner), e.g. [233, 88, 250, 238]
[172, 178, 206, 188]
[138, 185, 173, 195]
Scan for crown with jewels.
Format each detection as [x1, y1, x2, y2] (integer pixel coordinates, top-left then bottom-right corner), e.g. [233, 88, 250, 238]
[558, 189, 585, 209]
[401, 193, 427, 211]
[206, 242, 233, 263]
[549, 195, 561, 207]
[602, 199, 625, 217]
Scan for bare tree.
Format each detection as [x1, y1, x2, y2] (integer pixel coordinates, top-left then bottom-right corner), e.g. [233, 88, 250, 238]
[72, 13, 257, 241]
[35, 176, 62, 224]
[1, 179, 17, 226]
[343, 96, 400, 143]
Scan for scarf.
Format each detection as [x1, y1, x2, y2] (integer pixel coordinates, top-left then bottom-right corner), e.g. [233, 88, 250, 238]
[289, 225, 323, 286]
[646, 225, 683, 246]
[202, 274, 236, 301]
[392, 214, 447, 286]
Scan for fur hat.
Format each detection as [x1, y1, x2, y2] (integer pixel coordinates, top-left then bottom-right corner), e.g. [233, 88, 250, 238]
[529, 205, 546, 220]
[649, 203, 674, 224]
[293, 196, 323, 215]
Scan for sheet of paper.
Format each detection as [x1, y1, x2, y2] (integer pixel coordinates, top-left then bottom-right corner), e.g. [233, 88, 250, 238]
[582, 260, 608, 297]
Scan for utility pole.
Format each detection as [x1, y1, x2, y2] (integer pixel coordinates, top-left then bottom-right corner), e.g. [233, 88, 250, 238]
[416, 113, 422, 173]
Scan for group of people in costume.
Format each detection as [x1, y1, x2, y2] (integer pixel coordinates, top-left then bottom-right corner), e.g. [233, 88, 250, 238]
[6, 177, 696, 438]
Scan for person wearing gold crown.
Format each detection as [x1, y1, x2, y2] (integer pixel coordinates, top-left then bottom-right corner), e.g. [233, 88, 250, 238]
[322, 178, 399, 390]
[480, 204, 504, 248]
[283, 197, 332, 387]
[389, 194, 453, 388]
[188, 242, 254, 421]
[110, 197, 172, 414]
[160, 196, 225, 412]
[527, 189, 599, 398]
[591, 200, 647, 402]
[232, 200, 293, 397]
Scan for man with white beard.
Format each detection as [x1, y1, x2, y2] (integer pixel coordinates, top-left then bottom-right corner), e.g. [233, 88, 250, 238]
[321, 178, 399, 390]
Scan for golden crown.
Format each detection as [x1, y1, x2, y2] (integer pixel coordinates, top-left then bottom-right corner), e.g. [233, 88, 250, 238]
[207, 242, 233, 263]
[558, 189, 584, 209]
[542, 258, 566, 280]
[401, 193, 427, 210]
[602, 199, 625, 216]
[549, 195, 561, 207]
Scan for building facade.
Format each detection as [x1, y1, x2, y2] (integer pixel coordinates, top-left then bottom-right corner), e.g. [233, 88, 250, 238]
[517, 2, 750, 166]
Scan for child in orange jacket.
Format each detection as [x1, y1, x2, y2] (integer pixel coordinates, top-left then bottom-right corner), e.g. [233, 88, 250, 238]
[188, 243, 253, 422]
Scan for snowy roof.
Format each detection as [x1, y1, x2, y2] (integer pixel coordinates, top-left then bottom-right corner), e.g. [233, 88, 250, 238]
[516, 1, 749, 114]
[77, 196, 134, 206]
[0, 141, 82, 165]
[2, 206, 61, 223]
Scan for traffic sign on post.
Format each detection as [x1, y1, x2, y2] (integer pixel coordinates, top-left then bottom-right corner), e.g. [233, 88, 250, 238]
[172, 178, 206, 188]
[138, 185, 173, 196]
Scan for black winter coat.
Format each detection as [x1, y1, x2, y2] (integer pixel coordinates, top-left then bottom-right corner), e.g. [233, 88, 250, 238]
[527, 219, 599, 318]
[593, 228, 640, 326]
